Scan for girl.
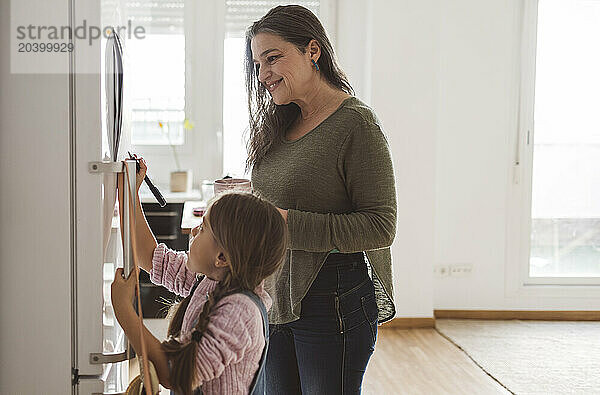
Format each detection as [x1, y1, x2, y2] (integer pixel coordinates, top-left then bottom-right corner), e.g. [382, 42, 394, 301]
[111, 157, 287, 394]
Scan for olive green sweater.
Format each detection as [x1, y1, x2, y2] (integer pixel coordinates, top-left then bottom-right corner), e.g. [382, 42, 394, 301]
[252, 96, 397, 324]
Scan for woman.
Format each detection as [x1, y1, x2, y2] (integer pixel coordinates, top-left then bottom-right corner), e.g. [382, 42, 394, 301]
[245, 5, 397, 394]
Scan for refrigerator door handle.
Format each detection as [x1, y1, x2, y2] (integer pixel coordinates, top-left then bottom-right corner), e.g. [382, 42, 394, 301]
[89, 350, 128, 364]
[88, 161, 124, 174]
[89, 159, 136, 277]
[88, 159, 138, 366]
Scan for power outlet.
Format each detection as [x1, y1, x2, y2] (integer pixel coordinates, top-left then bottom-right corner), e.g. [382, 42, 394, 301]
[449, 264, 473, 277]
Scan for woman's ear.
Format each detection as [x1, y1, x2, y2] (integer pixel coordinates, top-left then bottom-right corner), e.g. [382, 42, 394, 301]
[307, 39, 321, 62]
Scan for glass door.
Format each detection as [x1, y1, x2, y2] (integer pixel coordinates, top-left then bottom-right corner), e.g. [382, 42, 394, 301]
[529, 0, 600, 280]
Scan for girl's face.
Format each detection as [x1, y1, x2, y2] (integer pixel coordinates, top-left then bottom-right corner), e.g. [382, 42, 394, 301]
[251, 33, 315, 105]
[187, 214, 228, 279]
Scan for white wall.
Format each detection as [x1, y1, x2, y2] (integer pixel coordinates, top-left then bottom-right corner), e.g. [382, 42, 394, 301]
[335, 0, 373, 104]
[433, 0, 520, 310]
[370, 0, 440, 318]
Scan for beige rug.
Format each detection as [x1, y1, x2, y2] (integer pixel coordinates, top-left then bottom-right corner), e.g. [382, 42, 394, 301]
[435, 319, 600, 395]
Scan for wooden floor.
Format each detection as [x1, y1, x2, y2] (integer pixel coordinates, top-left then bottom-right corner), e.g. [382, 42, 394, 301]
[363, 328, 511, 395]
[142, 319, 511, 394]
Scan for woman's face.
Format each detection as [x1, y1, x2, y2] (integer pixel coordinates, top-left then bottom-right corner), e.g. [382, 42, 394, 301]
[251, 33, 315, 105]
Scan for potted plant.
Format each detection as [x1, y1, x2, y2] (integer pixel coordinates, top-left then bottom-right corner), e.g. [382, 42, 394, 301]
[158, 118, 194, 192]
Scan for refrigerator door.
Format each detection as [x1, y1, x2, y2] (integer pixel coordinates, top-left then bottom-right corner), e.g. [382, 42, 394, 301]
[78, 380, 105, 395]
[72, 0, 105, 378]
[73, 1, 130, 393]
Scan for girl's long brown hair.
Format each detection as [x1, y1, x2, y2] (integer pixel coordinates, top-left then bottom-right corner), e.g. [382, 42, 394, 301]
[244, 5, 354, 172]
[161, 192, 287, 394]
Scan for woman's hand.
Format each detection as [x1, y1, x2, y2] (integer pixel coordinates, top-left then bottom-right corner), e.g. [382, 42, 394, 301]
[111, 267, 137, 313]
[277, 207, 288, 223]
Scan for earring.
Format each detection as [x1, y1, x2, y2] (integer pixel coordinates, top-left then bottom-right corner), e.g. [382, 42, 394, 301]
[311, 59, 320, 71]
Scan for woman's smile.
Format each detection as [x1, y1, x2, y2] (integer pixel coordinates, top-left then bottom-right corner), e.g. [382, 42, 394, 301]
[266, 78, 283, 92]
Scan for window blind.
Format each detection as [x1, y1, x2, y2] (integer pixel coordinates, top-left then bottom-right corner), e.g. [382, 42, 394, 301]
[225, 0, 320, 38]
[124, 0, 185, 35]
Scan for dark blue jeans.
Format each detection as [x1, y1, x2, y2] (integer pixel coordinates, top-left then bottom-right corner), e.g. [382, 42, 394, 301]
[266, 252, 378, 394]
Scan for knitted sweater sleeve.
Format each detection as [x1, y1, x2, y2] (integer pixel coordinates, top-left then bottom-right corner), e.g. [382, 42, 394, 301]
[193, 294, 263, 384]
[286, 119, 397, 252]
[149, 243, 197, 297]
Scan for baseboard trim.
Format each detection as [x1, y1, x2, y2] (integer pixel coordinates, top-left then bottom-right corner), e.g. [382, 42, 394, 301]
[434, 309, 600, 321]
[380, 317, 436, 329]
[380, 310, 600, 329]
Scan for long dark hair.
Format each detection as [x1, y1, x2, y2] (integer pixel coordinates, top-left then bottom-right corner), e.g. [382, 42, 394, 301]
[161, 192, 288, 394]
[244, 5, 354, 172]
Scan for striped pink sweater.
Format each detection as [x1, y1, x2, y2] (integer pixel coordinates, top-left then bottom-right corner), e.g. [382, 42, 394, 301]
[150, 243, 271, 394]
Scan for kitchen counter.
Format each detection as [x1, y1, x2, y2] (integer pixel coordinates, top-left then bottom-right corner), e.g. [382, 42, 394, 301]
[110, 187, 202, 229]
[112, 199, 204, 234]
[139, 185, 202, 203]
[181, 200, 205, 234]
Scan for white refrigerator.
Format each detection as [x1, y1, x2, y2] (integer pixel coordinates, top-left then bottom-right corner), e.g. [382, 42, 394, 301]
[74, 0, 138, 392]
[0, 0, 138, 393]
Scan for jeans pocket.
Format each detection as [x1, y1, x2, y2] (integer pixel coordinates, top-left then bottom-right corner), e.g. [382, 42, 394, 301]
[361, 293, 378, 346]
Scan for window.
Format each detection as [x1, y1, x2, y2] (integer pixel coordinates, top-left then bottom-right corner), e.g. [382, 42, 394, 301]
[529, 0, 600, 279]
[125, 0, 187, 146]
[129, 34, 186, 145]
[222, 1, 323, 177]
[223, 34, 250, 177]
[509, 0, 600, 290]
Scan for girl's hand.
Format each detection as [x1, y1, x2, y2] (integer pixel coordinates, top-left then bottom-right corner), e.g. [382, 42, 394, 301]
[129, 154, 147, 192]
[111, 267, 137, 312]
[116, 156, 146, 196]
